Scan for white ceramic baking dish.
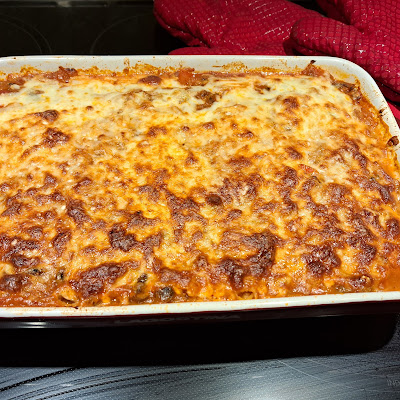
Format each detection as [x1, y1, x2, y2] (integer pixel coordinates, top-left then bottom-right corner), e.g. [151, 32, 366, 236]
[0, 55, 399, 323]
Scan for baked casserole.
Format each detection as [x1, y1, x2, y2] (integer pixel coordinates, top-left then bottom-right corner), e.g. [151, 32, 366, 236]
[0, 63, 399, 306]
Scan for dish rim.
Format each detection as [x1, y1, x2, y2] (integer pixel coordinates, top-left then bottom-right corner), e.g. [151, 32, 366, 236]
[0, 54, 399, 318]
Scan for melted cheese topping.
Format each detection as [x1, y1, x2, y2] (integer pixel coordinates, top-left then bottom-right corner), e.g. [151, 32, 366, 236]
[0, 65, 399, 306]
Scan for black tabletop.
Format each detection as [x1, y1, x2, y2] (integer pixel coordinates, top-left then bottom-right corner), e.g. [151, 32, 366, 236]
[0, 314, 400, 399]
[0, 1, 399, 398]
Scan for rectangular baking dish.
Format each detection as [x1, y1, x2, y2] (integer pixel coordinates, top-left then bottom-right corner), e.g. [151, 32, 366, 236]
[0, 55, 399, 325]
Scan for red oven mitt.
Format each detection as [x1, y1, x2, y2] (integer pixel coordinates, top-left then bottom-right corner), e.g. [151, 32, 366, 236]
[291, 0, 400, 103]
[154, 0, 319, 55]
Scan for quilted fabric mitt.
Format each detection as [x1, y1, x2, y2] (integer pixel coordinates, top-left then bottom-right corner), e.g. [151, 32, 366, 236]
[291, 0, 400, 102]
[154, 0, 319, 55]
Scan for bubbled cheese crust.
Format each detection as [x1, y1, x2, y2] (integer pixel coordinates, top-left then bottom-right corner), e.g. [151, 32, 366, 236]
[0, 65, 399, 306]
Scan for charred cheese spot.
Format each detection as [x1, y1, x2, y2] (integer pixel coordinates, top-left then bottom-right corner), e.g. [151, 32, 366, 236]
[43, 128, 70, 148]
[52, 231, 71, 254]
[108, 225, 138, 252]
[202, 122, 215, 130]
[138, 75, 162, 86]
[1, 200, 22, 217]
[44, 67, 78, 83]
[0, 64, 398, 306]
[34, 110, 59, 122]
[128, 211, 158, 229]
[283, 96, 300, 112]
[73, 177, 92, 193]
[195, 90, 217, 110]
[27, 226, 43, 239]
[385, 218, 400, 239]
[67, 200, 89, 225]
[303, 245, 340, 276]
[206, 194, 223, 206]
[286, 147, 303, 160]
[147, 126, 167, 137]
[0, 274, 29, 293]
[71, 262, 127, 299]
[0, 76, 25, 94]
[388, 136, 399, 147]
[236, 130, 254, 140]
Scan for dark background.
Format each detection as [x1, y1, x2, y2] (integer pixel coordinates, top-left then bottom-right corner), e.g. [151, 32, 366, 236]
[1, 1, 400, 399]
[0, 0, 322, 57]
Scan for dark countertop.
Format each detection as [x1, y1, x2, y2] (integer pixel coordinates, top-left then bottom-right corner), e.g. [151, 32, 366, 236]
[1, 314, 400, 399]
[0, 2, 399, 399]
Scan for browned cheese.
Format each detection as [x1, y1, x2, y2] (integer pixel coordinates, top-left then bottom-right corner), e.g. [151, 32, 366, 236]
[0, 64, 398, 306]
